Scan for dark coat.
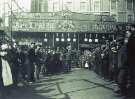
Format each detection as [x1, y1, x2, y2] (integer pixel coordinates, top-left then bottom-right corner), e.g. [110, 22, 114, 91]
[35, 50, 43, 64]
[127, 35, 135, 65]
[18, 51, 26, 64]
[0, 56, 2, 75]
[0, 56, 3, 87]
[118, 45, 128, 69]
[45, 53, 52, 73]
[7, 48, 20, 77]
[28, 48, 36, 63]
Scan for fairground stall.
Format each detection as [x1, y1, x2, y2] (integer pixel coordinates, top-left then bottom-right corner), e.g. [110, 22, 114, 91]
[10, 10, 130, 68]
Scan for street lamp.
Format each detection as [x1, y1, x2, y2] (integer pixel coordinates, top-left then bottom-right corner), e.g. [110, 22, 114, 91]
[67, 38, 71, 42]
[95, 38, 98, 42]
[56, 33, 59, 42]
[44, 33, 47, 42]
[67, 33, 71, 42]
[89, 39, 92, 42]
[95, 34, 98, 43]
[89, 34, 92, 43]
[84, 34, 88, 42]
[44, 38, 48, 42]
[61, 38, 65, 42]
[61, 33, 65, 42]
[73, 38, 76, 42]
[56, 38, 59, 42]
[73, 34, 76, 42]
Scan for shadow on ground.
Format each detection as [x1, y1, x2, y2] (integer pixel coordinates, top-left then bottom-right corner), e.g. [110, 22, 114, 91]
[1, 86, 55, 99]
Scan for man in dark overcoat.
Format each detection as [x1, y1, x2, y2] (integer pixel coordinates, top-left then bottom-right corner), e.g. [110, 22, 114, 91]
[127, 25, 135, 97]
[28, 43, 36, 82]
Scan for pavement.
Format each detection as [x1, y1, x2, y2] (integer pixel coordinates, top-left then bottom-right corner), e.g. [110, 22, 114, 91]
[0, 68, 126, 99]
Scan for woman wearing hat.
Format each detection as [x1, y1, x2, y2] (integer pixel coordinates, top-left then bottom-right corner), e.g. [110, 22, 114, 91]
[0, 43, 13, 98]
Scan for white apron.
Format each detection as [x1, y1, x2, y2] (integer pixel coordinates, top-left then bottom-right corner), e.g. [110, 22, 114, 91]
[2, 58, 13, 86]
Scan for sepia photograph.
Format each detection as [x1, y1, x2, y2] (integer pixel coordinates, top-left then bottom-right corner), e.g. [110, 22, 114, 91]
[0, 0, 135, 99]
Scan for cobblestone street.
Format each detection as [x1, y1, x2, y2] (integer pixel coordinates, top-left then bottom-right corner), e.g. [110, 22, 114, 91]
[1, 69, 125, 99]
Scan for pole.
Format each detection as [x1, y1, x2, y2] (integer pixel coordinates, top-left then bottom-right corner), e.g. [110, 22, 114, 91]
[62, 0, 63, 10]
[10, 0, 13, 39]
[3, 0, 5, 31]
[77, 33, 79, 51]
[52, 33, 55, 48]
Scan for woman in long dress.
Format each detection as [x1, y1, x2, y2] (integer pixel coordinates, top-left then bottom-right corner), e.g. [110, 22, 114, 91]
[0, 43, 13, 98]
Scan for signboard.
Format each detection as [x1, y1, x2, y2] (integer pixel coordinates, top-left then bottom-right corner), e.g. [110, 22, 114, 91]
[11, 11, 116, 33]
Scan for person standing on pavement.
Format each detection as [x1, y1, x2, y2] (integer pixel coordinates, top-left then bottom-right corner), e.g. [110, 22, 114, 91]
[127, 25, 135, 97]
[8, 43, 20, 87]
[66, 43, 72, 71]
[0, 42, 3, 97]
[0, 43, 14, 98]
[109, 41, 118, 81]
[18, 46, 27, 81]
[35, 45, 43, 80]
[116, 30, 131, 96]
[28, 43, 36, 83]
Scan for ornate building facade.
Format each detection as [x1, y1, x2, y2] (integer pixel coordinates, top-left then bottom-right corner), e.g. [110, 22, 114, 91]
[31, 0, 135, 23]
[31, 0, 48, 12]
[8, 0, 135, 47]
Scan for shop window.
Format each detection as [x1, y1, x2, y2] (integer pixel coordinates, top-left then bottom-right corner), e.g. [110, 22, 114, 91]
[118, 12, 126, 22]
[111, 0, 116, 10]
[80, 2, 87, 11]
[128, 15, 133, 22]
[94, 0, 100, 12]
[127, 0, 133, 10]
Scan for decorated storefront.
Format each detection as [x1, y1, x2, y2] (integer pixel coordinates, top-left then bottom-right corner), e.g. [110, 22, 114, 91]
[11, 10, 120, 50]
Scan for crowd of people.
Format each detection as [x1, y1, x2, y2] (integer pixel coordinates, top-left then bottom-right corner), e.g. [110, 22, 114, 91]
[0, 24, 135, 98]
[0, 41, 73, 98]
[81, 24, 135, 98]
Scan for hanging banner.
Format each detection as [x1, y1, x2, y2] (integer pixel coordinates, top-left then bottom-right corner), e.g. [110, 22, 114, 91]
[11, 11, 116, 33]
